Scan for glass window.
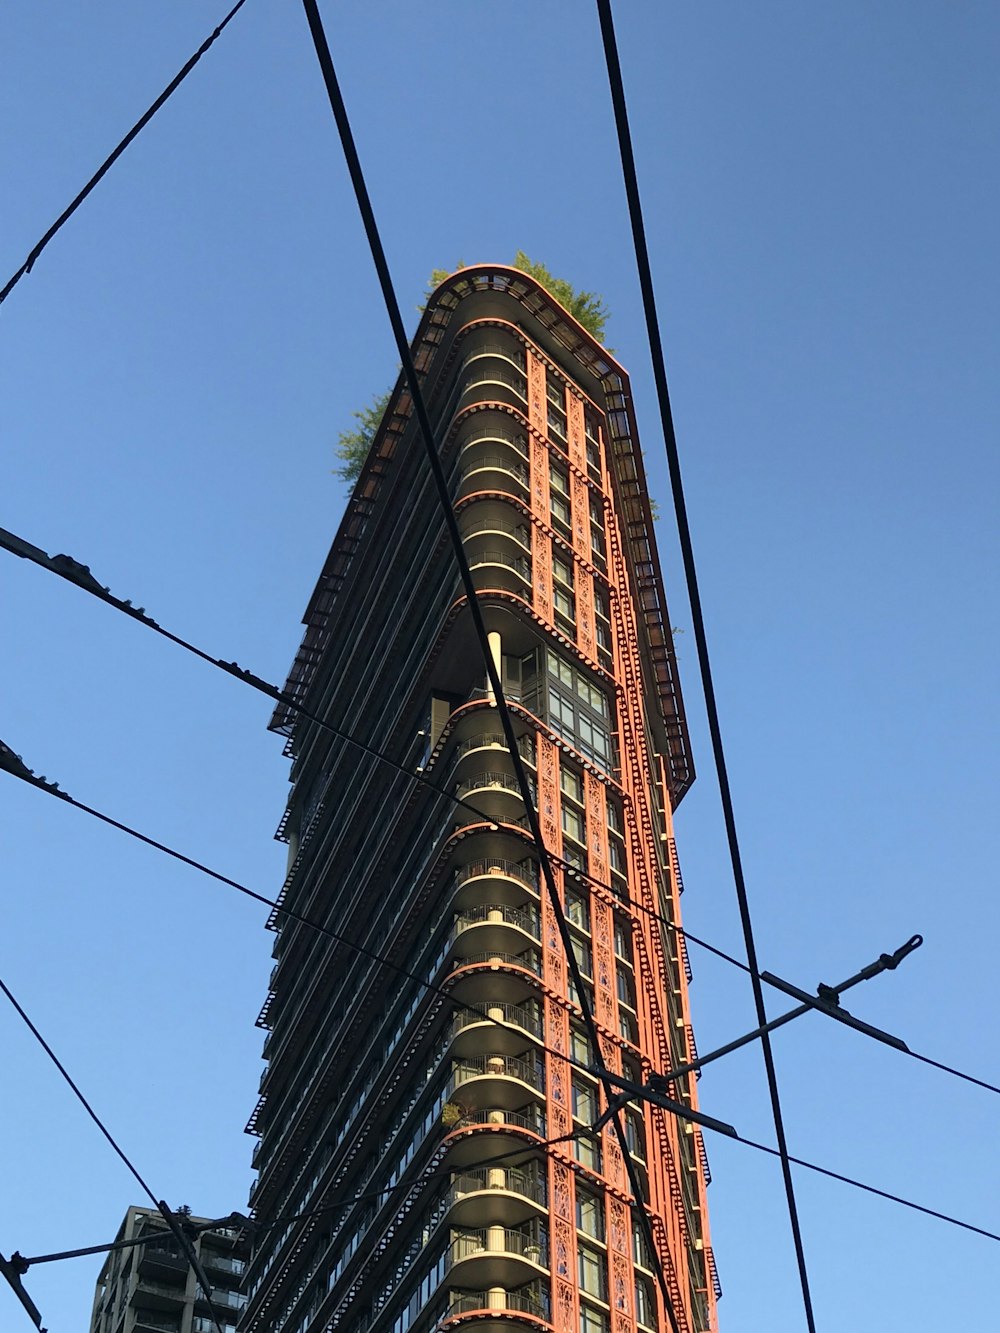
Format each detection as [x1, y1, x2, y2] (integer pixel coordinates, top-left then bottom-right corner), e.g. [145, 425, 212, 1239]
[576, 1189, 605, 1240]
[551, 491, 571, 528]
[571, 1026, 591, 1064]
[635, 1275, 656, 1329]
[562, 804, 585, 846]
[572, 1078, 596, 1123]
[580, 1304, 610, 1333]
[578, 1246, 607, 1300]
[553, 552, 574, 588]
[561, 766, 583, 803]
[565, 886, 589, 931]
[550, 461, 570, 496]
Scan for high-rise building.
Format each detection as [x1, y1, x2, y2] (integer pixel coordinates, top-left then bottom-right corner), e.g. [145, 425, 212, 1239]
[89, 1206, 248, 1333]
[242, 266, 718, 1333]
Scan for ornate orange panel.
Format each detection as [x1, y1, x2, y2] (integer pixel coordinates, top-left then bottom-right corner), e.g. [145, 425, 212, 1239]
[567, 392, 587, 473]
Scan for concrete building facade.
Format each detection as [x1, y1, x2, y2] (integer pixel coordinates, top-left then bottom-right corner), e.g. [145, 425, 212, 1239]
[242, 266, 718, 1333]
[90, 1206, 248, 1333]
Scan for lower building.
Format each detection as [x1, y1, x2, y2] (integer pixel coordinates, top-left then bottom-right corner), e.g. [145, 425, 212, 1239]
[89, 1207, 248, 1333]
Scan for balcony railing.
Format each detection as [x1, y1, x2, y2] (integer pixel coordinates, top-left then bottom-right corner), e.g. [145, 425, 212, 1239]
[456, 858, 538, 890]
[454, 904, 539, 939]
[133, 1314, 181, 1333]
[462, 345, 527, 372]
[461, 367, 528, 400]
[458, 456, 529, 487]
[451, 1228, 548, 1265]
[452, 1053, 544, 1093]
[456, 771, 530, 800]
[466, 551, 532, 582]
[447, 1284, 550, 1319]
[448, 1166, 547, 1208]
[453, 1002, 542, 1040]
[460, 518, 531, 549]
[447, 1106, 546, 1135]
[453, 734, 536, 764]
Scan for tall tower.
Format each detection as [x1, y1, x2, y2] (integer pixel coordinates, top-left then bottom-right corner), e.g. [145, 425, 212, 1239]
[242, 267, 718, 1333]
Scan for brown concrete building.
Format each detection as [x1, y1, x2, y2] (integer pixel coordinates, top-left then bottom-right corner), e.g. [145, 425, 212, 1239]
[242, 266, 718, 1333]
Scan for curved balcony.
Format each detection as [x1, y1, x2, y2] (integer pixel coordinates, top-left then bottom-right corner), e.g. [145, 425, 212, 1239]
[466, 549, 532, 597]
[447, 951, 542, 1009]
[450, 1052, 544, 1112]
[459, 509, 531, 555]
[444, 1283, 551, 1328]
[457, 360, 528, 413]
[454, 771, 531, 825]
[442, 1106, 547, 1171]
[451, 1001, 542, 1057]
[455, 434, 530, 503]
[449, 1228, 548, 1288]
[454, 858, 539, 911]
[461, 343, 527, 375]
[445, 1165, 547, 1227]
[452, 903, 539, 960]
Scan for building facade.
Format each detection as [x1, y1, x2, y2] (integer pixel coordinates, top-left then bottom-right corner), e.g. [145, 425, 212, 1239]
[242, 267, 718, 1333]
[90, 1206, 248, 1333]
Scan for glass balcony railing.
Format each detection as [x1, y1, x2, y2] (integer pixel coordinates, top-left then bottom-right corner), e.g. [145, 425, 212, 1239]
[451, 1227, 548, 1265]
[448, 1166, 547, 1209]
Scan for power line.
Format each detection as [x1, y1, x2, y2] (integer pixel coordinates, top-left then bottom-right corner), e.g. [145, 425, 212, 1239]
[3, 748, 992, 1298]
[0, 975, 225, 1333]
[733, 1132, 1000, 1245]
[594, 3, 817, 1327]
[299, 4, 688, 1324]
[0, 0, 249, 307]
[4, 529, 995, 1112]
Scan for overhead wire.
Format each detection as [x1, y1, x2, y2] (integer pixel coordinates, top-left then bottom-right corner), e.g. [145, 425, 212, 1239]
[0, 0, 250, 307]
[6, 531, 994, 1103]
[0, 974, 225, 1333]
[299, 4, 689, 1324]
[3, 758, 993, 1299]
[594, 1, 816, 1326]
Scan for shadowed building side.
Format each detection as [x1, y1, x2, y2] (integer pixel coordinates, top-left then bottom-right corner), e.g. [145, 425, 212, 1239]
[241, 266, 718, 1333]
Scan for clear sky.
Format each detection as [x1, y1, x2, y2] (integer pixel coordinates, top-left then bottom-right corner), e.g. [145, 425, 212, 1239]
[1, 3, 997, 1331]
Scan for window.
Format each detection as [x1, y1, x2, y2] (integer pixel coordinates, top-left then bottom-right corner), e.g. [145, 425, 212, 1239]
[580, 1304, 610, 1333]
[550, 461, 570, 497]
[616, 968, 636, 1009]
[575, 1132, 602, 1174]
[554, 583, 575, 622]
[635, 1275, 656, 1329]
[578, 1246, 607, 1300]
[576, 1189, 605, 1240]
[606, 799, 622, 833]
[608, 838, 626, 873]
[553, 552, 574, 588]
[565, 886, 589, 931]
[571, 1026, 591, 1064]
[561, 766, 583, 803]
[625, 1109, 645, 1159]
[551, 491, 571, 529]
[613, 917, 632, 961]
[562, 804, 585, 846]
[572, 1078, 596, 1123]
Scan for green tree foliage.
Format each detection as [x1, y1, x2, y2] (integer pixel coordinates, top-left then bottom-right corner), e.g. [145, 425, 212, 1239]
[510, 251, 609, 341]
[424, 254, 609, 342]
[338, 256, 610, 483]
[332, 389, 391, 483]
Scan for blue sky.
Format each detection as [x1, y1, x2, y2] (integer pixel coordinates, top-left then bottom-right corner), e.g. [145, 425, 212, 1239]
[1, 3, 997, 1330]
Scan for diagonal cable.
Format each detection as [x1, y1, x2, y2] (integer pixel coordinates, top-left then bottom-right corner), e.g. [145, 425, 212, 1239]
[594, 2, 817, 1326]
[0, 0, 249, 306]
[298, 4, 686, 1326]
[0, 975, 224, 1333]
[5, 527, 993, 1104]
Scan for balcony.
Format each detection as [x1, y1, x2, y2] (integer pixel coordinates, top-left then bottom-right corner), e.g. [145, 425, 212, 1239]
[137, 1247, 187, 1281]
[130, 1279, 186, 1311]
[446, 1166, 548, 1227]
[451, 1001, 541, 1056]
[449, 1227, 548, 1287]
[442, 1104, 547, 1171]
[447, 950, 542, 1010]
[445, 1283, 550, 1324]
[455, 442, 530, 503]
[133, 1314, 181, 1333]
[450, 1053, 544, 1112]
[465, 549, 532, 597]
[453, 903, 539, 960]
